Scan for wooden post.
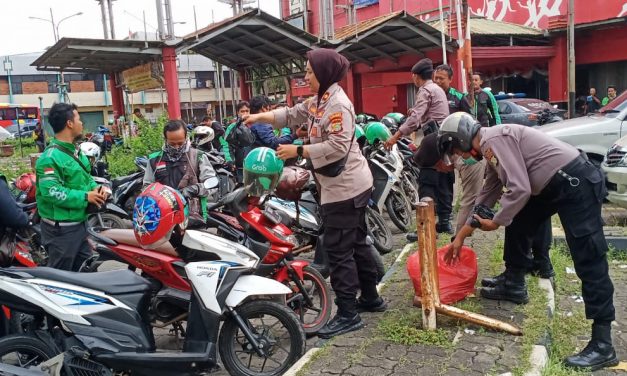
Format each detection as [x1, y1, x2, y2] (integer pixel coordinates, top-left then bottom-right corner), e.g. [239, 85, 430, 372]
[414, 296, 523, 336]
[417, 201, 437, 330]
[420, 197, 440, 304]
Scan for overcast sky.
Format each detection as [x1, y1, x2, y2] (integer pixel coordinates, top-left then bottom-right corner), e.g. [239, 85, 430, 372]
[0, 0, 281, 56]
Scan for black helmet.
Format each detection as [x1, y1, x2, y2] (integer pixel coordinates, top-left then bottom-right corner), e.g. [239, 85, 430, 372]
[437, 112, 481, 154]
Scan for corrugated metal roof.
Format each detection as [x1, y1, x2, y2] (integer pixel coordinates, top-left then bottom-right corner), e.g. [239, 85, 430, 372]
[334, 12, 401, 41]
[428, 17, 543, 36]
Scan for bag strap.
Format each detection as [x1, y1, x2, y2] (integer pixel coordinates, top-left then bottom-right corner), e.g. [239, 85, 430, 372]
[49, 144, 91, 175]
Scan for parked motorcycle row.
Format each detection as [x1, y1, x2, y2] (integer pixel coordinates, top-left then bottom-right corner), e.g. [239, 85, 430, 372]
[0, 113, 420, 376]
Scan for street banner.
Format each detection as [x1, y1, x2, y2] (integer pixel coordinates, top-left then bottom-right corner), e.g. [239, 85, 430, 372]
[122, 62, 164, 93]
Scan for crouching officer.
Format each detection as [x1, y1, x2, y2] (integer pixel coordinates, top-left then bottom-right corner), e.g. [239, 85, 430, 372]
[439, 112, 617, 371]
[245, 48, 385, 339]
[35, 103, 107, 271]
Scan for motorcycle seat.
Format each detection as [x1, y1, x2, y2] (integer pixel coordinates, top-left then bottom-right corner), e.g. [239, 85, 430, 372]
[111, 173, 141, 190]
[100, 229, 178, 257]
[11, 267, 153, 295]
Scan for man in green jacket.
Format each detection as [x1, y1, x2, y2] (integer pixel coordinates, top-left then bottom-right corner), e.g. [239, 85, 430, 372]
[35, 103, 107, 271]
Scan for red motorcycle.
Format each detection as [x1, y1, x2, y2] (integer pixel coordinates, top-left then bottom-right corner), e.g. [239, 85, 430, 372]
[87, 187, 332, 335]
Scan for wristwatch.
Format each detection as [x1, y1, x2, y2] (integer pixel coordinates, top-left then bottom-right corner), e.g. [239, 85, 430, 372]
[297, 145, 304, 157]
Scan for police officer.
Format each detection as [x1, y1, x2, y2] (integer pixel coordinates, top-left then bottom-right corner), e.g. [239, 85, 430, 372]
[35, 103, 107, 271]
[439, 112, 617, 371]
[144, 119, 216, 225]
[245, 48, 384, 339]
[384, 58, 453, 233]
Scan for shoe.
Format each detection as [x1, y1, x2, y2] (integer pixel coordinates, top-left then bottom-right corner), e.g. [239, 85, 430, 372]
[435, 222, 454, 234]
[480, 271, 529, 304]
[310, 263, 329, 279]
[317, 314, 364, 339]
[356, 297, 387, 313]
[406, 233, 418, 242]
[564, 323, 618, 371]
[481, 271, 508, 288]
[530, 265, 556, 279]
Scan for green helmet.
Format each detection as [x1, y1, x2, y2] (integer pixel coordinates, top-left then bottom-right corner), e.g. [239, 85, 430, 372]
[243, 147, 284, 196]
[385, 112, 406, 124]
[355, 124, 366, 140]
[365, 122, 392, 145]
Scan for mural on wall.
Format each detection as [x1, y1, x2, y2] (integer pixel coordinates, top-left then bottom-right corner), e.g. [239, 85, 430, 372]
[471, 0, 515, 22]
[619, 1, 627, 16]
[518, 0, 563, 27]
[470, 0, 562, 27]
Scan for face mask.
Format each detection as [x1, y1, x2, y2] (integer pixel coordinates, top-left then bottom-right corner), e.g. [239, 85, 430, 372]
[462, 155, 478, 166]
[164, 140, 189, 162]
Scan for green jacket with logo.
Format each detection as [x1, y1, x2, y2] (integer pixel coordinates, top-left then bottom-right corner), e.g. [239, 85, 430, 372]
[35, 138, 98, 222]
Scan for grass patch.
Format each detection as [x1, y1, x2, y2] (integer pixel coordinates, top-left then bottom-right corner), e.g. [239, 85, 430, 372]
[541, 246, 589, 376]
[488, 241, 504, 275]
[608, 244, 627, 262]
[347, 336, 378, 365]
[512, 276, 549, 376]
[377, 309, 453, 348]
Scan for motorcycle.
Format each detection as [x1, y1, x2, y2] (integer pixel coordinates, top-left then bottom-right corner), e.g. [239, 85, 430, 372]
[0, 240, 306, 376]
[110, 157, 147, 216]
[87, 177, 132, 229]
[364, 143, 414, 232]
[536, 108, 564, 126]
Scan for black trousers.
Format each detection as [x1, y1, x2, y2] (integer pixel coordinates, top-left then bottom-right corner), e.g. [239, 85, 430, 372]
[321, 190, 379, 317]
[42, 221, 92, 271]
[531, 218, 553, 270]
[503, 156, 614, 322]
[419, 168, 455, 221]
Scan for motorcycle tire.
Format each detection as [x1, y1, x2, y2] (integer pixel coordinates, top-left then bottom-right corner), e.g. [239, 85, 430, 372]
[401, 173, 420, 208]
[87, 213, 130, 229]
[370, 246, 386, 283]
[385, 189, 412, 232]
[366, 207, 393, 254]
[219, 300, 306, 376]
[0, 334, 57, 369]
[285, 266, 332, 336]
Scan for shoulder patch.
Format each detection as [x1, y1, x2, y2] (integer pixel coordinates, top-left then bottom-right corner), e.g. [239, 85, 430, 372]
[321, 92, 330, 102]
[328, 112, 343, 134]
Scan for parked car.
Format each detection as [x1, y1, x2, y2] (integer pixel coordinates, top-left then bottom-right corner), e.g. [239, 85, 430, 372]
[540, 90, 627, 167]
[603, 135, 627, 208]
[497, 98, 564, 126]
[5, 124, 37, 138]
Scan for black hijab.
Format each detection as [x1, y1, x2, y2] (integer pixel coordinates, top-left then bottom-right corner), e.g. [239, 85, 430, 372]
[306, 49, 350, 99]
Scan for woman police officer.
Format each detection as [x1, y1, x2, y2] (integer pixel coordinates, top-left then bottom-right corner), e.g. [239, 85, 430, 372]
[244, 48, 385, 339]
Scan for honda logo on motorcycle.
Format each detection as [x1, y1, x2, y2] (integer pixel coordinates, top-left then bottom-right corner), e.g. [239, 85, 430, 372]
[197, 270, 216, 278]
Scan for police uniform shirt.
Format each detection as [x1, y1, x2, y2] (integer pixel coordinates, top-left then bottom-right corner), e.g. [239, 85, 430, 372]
[398, 80, 449, 136]
[473, 124, 580, 226]
[273, 83, 373, 205]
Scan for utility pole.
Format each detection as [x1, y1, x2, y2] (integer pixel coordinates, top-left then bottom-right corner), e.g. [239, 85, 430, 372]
[107, 0, 116, 39]
[99, 0, 109, 38]
[567, 0, 576, 118]
[156, 0, 166, 40]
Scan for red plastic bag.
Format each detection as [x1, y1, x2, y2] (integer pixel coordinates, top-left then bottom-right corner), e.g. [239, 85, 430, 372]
[406, 245, 478, 305]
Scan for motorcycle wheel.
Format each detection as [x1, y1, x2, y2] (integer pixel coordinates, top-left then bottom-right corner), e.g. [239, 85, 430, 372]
[219, 300, 306, 376]
[285, 266, 332, 336]
[401, 173, 420, 208]
[366, 207, 393, 254]
[385, 189, 412, 232]
[0, 334, 57, 369]
[87, 213, 129, 229]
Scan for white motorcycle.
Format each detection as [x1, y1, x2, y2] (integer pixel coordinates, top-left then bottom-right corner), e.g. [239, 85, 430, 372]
[0, 228, 306, 376]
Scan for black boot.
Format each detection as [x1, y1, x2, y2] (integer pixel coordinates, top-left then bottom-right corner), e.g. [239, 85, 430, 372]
[530, 262, 556, 279]
[565, 322, 618, 371]
[481, 270, 509, 288]
[356, 296, 387, 313]
[318, 298, 363, 338]
[436, 220, 454, 234]
[311, 241, 330, 279]
[480, 270, 529, 304]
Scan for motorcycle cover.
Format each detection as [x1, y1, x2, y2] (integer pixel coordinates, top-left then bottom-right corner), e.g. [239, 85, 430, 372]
[407, 245, 477, 305]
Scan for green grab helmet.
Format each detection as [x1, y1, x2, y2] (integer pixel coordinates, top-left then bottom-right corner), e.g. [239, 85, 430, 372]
[243, 147, 284, 196]
[355, 124, 365, 140]
[365, 122, 392, 145]
[385, 112, 406, 124]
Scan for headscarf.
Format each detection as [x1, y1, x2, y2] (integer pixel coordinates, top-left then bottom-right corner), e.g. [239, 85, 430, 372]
[306, 48, 350, 99]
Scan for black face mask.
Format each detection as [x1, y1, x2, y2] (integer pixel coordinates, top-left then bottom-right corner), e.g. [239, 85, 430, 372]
[164, 141, 189, 162]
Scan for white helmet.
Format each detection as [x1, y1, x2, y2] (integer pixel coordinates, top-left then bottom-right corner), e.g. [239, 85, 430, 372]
[193, 126, 215, 146]
[80, 141, 101, 160]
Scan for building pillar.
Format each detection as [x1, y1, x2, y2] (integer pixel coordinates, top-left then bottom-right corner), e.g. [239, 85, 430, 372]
[109, 73, 125, 119]
[238, 71, 250, 101]
[447, 52, 464, 93]
[548, 35, 568, 104]
[162, 46, 181, 119]
[353, 70, 363, 114]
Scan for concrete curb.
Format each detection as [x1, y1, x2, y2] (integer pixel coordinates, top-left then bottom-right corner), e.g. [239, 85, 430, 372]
[284, 243, 413, 376]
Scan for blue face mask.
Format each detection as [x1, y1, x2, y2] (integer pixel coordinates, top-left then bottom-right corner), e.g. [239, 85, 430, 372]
[462, 155, 478, 166]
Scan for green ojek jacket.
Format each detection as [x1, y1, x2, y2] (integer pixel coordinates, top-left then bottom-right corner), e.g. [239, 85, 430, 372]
[35, 138, 98, 222]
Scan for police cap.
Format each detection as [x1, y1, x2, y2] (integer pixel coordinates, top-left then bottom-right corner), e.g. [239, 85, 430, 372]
[411, 58, 433, 76]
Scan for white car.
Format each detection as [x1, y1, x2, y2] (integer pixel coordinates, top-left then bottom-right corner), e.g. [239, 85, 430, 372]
[540, 90, 627, 167]
[603, 135, 627, 208]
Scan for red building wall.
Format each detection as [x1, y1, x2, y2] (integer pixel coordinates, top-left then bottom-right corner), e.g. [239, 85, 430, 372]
[283, 0, 627, 36]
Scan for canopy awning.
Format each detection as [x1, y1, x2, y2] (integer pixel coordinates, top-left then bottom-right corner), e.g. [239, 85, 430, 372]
[178, 10, 325, 82]
[332, 12, 457, 65]
[31, 38, 165, 74]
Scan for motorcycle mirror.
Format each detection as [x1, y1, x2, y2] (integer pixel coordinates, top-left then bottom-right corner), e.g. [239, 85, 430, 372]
[204, 176, 220, 189]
